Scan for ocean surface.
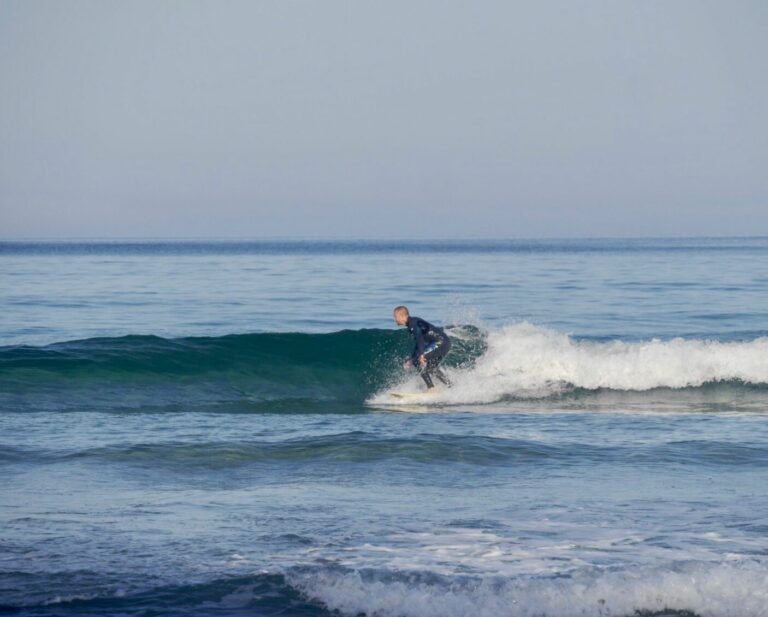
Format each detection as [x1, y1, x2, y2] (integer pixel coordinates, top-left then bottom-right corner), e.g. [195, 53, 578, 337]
[2, 238, 768, 617]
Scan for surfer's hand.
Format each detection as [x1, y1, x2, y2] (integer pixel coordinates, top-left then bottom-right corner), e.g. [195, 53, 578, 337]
[403, 359, 413, 369]
[418, 354, 427, 367]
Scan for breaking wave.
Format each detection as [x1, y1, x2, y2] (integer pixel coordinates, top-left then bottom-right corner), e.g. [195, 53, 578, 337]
[3, 324, 768, 412]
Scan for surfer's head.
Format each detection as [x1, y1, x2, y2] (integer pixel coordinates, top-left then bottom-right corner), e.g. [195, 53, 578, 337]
[393, 305, 409, 326]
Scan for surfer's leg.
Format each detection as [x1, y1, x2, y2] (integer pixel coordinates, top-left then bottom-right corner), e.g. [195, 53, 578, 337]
[418, 366, 435, 388]
[423, 339, 451, 387]
[433, 366, 452, 386]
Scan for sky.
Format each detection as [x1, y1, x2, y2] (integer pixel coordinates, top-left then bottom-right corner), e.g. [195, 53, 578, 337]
[1, 0, 766, 239]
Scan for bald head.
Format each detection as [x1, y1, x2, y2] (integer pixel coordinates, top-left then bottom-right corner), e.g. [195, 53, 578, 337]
[393, 305, 409, 326]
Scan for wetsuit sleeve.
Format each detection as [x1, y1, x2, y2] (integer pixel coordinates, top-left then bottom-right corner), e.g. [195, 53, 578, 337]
[411, 322, 426, 361]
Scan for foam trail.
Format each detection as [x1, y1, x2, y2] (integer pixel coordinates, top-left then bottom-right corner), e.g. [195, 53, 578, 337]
[372, 323, 768, 405]
[289, 561, 768, 617]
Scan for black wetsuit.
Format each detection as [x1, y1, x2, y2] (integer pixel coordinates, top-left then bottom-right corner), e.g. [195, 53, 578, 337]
[406, 316, 452, 389]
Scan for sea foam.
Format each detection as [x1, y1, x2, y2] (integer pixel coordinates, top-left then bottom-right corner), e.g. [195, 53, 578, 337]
[288, 560, 768, 617]
[372, 323, 768, 405]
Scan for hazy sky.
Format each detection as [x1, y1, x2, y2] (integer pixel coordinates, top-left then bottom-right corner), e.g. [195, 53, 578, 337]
[1, 1, 766, 239]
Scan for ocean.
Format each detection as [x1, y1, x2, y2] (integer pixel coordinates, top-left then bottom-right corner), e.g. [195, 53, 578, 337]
[1, 238, 768, 616]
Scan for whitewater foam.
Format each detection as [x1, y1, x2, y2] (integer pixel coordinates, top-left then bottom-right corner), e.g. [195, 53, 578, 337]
[371, 323, 768, 406]
[289, 560, 768, 617]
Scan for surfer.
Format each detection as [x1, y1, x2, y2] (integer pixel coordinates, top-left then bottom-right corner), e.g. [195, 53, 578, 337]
[393, 306, 452, 389]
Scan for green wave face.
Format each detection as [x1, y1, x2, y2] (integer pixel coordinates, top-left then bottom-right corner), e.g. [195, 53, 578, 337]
[0, 328, 485, 413]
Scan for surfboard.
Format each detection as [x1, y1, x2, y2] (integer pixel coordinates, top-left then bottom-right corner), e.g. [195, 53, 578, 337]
[389, 390, 437, 402]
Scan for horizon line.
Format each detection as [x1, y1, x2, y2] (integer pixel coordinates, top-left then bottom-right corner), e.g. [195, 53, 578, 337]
[1, 234, 767, 243]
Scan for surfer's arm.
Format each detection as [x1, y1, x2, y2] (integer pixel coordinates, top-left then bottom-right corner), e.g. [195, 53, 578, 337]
[411, 326, 426, 363]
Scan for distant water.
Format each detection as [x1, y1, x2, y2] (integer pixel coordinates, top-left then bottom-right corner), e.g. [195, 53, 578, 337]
[2, 238, 768, 616]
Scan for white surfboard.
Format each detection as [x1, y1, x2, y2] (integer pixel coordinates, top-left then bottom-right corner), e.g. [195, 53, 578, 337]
[389, 390, 437, 402]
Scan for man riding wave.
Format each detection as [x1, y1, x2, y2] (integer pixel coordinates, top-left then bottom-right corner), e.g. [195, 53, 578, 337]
[393, 305, 452, 390]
